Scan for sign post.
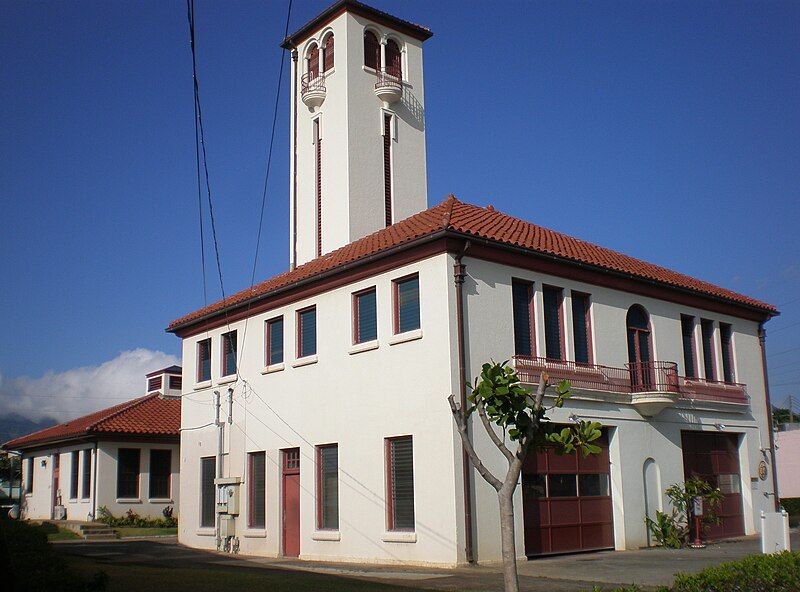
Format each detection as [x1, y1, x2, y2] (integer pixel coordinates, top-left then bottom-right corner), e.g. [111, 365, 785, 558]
[690, 496, 706, 549]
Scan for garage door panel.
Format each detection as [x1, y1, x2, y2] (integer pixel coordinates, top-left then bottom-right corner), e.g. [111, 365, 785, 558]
[580, 498, 612, 522]
[547, 453, 578, 472]
[550, 526, 582, 553]
[548, 499, 580, 525]
[580, 523, 613, 549]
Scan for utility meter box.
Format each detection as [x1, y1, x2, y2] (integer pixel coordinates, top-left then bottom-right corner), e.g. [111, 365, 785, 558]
[219, 514, 236, 538]
[214, 477, 241, 515]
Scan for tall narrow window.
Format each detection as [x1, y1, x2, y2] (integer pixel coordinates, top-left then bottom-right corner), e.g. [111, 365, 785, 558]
[542, 285, 564, 360]
[353, 288, 378, 344]
[627, 305, 652, 389]
[681, 315, 697, 378]
[571, 291, 592, 364]
[197, 338, 211, 382]
[266, 317, 284, 366]
[317, 444, 339, 530]
[81, 449, 91, 499]
[364, 30, 379, 69]
[306, 43, 319, 78]
[394, 274, 420, 334]
[298, 306, 317, 358]
[386, 436, 415, 531]
[314, 118, 322, 258]
[248, 451, 266, 529]
[322, 35, 334, 72]
[720, 323, 735, 383]
[222, 331, 237, 377]
[200, 457, 216, 528]
[149, 450, 171, 499]
[70, 450, 80, 499]
[701, 319, 716, 380]
[117, 448, 140, 499]
[383, 113, 393, 226]
[512, 280, 535, 357]
[25, 457, 33, 494]
[386, 39, 402, 78]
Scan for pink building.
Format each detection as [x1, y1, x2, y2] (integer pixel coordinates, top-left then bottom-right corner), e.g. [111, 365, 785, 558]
[776, 429, 800, 499]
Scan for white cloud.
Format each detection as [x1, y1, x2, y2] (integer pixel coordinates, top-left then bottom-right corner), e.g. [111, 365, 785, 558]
[0, 349, 180, 421]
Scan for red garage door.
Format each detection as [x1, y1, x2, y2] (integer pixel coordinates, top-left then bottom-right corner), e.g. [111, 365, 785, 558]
[522, 430, 614, 556]
[681, 431, 744, 539]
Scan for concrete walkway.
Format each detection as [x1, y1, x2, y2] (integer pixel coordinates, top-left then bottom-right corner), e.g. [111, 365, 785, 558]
[55, 532, 799, 592]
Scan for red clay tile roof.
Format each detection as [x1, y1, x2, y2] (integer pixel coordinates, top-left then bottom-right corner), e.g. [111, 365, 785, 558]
[168, 196, 776, 332]
[2, 394, 181, 450]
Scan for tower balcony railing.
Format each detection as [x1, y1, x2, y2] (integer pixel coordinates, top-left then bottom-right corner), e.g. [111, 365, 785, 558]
[374, 66, 402, 104]
[301, 71, 326, 108]
[512, 356, 748, 408]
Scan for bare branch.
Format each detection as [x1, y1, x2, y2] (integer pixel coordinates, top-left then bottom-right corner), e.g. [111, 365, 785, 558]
[448, 394, 503, 491]
[476, 397, 514, 463]
[533, 372, 548, 409]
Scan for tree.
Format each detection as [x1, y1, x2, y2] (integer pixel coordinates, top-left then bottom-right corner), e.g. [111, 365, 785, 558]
[448, 361, 603, 592]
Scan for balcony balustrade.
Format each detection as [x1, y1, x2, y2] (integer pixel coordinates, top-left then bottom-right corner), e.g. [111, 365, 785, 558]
[512, 356, 748, 415]
[301, 71, 326, 108]
[374, 66, 402, 104]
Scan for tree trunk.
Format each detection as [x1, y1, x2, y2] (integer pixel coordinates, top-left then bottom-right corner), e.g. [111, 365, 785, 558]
[498, 486, 519, 592]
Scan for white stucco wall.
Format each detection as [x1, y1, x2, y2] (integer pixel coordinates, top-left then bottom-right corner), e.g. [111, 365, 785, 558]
[178, 253, 462, 565]
[19, 440, 179, 521]
[459, 255, 775, 560]
[291, 11, 428, 267]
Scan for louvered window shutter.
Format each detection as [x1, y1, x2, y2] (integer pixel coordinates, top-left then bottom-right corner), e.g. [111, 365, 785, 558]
[323, 36, 334, 72]
[299, 308, 317, 357]
[542, 286, 563, 360]
[512, 281, 533, 357]
[319, 446, 339, 529]
[248, 452, 266, 528]
[356, 290, 377, 343]
[681, 315, 696, 378]
[571, 292, 590, 364]
[396, 276, 420, 333]
[389, 437, 415, 530]
[200, 457, 216, 527]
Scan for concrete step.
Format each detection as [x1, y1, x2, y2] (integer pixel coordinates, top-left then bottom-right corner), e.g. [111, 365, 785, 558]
[81, 528, 116, 535]
[83, 532, 119, 540]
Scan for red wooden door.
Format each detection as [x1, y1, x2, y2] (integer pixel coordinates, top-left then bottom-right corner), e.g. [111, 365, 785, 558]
[522, 430, 614, 556]
[681, 431, 744, 539]
[282, 448, 301, 557]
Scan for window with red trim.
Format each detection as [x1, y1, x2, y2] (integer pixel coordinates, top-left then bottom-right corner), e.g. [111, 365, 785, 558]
[720, 322, 735, 383]
[221, 331, 237, 377]
[306, 43, 319, 78]
[317, 444, 338, 530]
[322, 34, 334, 72]
[248, 451, 266, 529]
[512, 280, 535, 357]
[700, 319, 716, 380]
[363, 30, 379, 70]
[385, 39, 402, 78]
[571, 291, 592, 364]
[266, 316, 284, 366]
[681, 315, 697, 378]
[353, 288, 377, 344]
[393, 274, 420, 334]
[197, 338, 211, 382]
[542, 285, 564, 361]
[297, 307, 317, 358]
[386, 436, 414, 531]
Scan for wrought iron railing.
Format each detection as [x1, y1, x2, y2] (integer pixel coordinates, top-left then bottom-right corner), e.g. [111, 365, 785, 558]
[301, 71, 326, 96]
[512, 356, 747, 405]
[374, 66, 402, 91]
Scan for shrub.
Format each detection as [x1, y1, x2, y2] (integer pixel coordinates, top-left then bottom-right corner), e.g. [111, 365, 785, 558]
[96, 506, 177, 528]
[671, 551, 800, 592]
[780, 497, 800, 527]
[0, 516, 107, 591]
[645, 477, 723, 548]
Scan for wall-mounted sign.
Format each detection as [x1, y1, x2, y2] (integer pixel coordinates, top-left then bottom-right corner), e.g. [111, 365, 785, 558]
[758, 460, 768, 481]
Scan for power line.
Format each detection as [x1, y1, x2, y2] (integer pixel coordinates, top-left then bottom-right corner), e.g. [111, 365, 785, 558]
[768, 319, 800, 335]
[187, 0, 226, 304]
[236, 0, 293, 376]
[767, 345, 800, 357]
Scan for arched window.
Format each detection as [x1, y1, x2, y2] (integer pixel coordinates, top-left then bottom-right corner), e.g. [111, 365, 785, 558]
[386, 39, 402, 78]
[627, 305, 652, 388]
[306, 43, 319, 78]
[322, 34, 334, 72]
[364, 31, 379, 70]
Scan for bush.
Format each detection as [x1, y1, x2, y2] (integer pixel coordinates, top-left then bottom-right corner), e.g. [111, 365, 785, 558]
[592, 552, 800, 592]
[0, 516, 107, 591]
[780, 497, 800, 527]
[96, 506, 177, 528]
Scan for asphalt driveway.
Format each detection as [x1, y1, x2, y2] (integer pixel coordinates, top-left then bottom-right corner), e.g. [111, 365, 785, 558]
[55, 532, 799, 592]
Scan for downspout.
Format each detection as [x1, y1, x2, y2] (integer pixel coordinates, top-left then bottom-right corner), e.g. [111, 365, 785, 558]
[91, 441, 98, 521]
[214, 390, 223, 548]
[290, 48, 298, 270]
[454, 240, 474, 563]
[758, 322, 780, 511]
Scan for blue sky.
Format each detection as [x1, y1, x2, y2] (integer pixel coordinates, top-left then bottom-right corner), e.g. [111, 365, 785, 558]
[1, 0, 799, 411]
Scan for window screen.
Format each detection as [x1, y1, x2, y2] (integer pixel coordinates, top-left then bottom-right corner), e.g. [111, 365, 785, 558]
[248, 452, 266, 529]
[388, 437, 415, 530]
[149, 450, 171, 499]
[318, 445, 339, 530]
[542, 286, 563, 360]
[355, 289, 377, 343]
[298, 308, 317, 358]
[117, 448, 140, 499]
[395, 276, 420, 334]
[200, 457, 216, 528]
[512, 280, 534, 357]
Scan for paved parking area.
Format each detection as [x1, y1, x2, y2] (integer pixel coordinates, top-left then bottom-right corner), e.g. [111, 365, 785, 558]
[55, 532, 799, 592]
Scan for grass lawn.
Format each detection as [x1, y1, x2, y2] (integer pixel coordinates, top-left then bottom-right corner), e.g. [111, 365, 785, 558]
[29, 521, 82, 541]
[115, 526, 177, 538]
[63, 554, 426, 592]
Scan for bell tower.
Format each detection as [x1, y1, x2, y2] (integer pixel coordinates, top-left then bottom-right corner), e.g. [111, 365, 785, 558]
[282, 0, 432, 268]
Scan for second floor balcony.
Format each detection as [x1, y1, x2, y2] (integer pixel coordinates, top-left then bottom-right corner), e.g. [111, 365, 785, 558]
[512, 355, 749, 417]
[301, 72, 326, 108]
[374, 66, 402, 104]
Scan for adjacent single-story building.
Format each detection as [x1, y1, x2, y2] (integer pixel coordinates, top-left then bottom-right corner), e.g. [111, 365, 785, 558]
[2, 366, 182, 521]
